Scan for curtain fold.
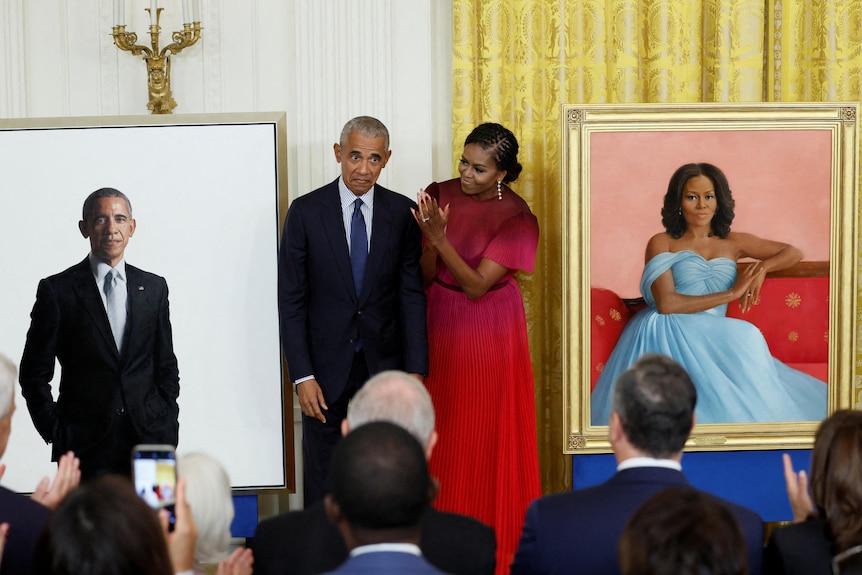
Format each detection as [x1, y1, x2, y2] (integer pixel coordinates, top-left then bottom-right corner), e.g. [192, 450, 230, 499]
[453, 0, 862, 495]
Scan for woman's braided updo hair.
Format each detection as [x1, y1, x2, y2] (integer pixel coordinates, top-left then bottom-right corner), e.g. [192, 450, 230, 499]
[464, 123, 523, 183]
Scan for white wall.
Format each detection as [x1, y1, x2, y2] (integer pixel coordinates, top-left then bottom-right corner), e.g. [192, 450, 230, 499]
[0, 0, 453, 197]
[0, 0, 453, 511]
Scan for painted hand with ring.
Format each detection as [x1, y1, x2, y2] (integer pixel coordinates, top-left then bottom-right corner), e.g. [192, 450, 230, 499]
[735, 261, 766, 314]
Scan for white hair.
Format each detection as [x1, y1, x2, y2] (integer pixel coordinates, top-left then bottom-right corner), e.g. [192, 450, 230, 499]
[346, 370, 435, 447]
[0, 353, 17, 420]
[177, 452, 233, 565]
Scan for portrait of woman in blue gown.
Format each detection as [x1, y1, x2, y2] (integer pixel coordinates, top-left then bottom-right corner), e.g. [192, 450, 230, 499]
[591, 162, 827, 425]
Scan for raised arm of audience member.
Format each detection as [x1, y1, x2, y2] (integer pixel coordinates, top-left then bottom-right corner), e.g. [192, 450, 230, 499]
[30, 451, 81, 510]
[782, 453, 813, 523]
[163, 477, 198, 574]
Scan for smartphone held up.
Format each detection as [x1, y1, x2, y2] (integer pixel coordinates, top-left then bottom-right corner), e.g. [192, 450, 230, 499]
[132, 444, 177, 529]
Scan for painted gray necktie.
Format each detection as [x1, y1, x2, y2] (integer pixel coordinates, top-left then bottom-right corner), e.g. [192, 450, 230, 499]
[104, 269, 126, 352]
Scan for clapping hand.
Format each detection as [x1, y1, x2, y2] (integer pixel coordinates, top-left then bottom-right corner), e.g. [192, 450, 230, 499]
[412, 190, 449, 243]
[782, 453, 813, 522]
[31, 451, 81, 510]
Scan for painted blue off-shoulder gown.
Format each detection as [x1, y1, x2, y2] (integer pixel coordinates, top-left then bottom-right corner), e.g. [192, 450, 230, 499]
[590, 250, 827, 425]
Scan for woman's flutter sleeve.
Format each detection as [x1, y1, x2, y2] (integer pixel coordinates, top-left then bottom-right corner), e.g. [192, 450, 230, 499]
[483, 211, 539, 273]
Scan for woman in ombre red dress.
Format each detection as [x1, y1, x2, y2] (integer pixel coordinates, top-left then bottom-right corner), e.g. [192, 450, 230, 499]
[412, 123, 541, 575]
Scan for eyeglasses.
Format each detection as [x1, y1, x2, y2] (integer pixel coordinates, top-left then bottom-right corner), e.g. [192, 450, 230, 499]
[832, 545, 862, 575]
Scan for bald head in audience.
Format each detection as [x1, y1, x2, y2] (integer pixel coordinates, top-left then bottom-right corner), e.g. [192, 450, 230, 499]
[344, 370, 438, 456]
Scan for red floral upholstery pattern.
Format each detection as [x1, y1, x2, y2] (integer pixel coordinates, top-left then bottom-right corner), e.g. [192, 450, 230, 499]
[590, 288, 632, 391]
[590, 275, 829, 388]
[725, 276, 828, 381]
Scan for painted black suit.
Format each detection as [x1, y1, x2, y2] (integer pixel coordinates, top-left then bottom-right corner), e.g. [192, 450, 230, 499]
[278, 179, 428, 502]
[19, 258, 179, 478]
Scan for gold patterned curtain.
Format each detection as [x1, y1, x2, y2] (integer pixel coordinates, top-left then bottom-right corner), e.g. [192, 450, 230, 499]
[452, 0, 862, 494]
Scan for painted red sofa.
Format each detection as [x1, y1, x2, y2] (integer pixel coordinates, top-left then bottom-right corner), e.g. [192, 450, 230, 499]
[589, 263, 829, 391]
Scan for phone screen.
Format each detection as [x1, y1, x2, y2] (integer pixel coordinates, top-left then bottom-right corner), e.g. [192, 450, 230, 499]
[132, 445, 177, 528]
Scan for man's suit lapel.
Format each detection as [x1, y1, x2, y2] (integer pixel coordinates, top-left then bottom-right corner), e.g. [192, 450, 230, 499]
[70, 259, 119, 358]
[362, 188, 396, 303]
[318, 181, 357, 300]
[124, 265, 150, 360]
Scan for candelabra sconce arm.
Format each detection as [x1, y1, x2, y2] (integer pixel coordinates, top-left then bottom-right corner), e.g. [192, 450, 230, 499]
[111, 7, 202, 115]
[162, 22, 202, 57]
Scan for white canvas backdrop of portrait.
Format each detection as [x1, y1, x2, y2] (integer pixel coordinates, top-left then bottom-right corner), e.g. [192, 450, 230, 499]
[0, 117, 287, 491]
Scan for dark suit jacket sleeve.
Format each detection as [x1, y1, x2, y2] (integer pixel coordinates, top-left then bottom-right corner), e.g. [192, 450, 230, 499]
[510, 499, 540, 575]
[251, 503, 348, 575]
[278, 200, 314, 381]
[763, 519, 833, 575]
[731, 505, 765, 575]
[396, 200, 428, 375]
[421, 510, 496, 575]
[153, 278, 180, 406]
[19, 278, 61, 442]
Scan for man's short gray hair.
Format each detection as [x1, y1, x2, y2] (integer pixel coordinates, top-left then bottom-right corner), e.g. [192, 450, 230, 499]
[0, 353, 16, 420]
[611, 354, 697, 458]
[339, 116, 390, 151]
[347, 371, 434, 448]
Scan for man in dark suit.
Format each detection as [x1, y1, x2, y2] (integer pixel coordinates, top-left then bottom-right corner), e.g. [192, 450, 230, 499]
[0, 352, 80, 575]
[278, 116, 428, 505]
[19, 188, 180, 480]
[251, 370, 496, 575]
[321, 421, 448, 575]
[510, 354, 764, 575]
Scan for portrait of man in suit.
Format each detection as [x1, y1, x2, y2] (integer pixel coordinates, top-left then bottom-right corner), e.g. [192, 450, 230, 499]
[19, 188, 180, 480]
[278, 116, 428, 505]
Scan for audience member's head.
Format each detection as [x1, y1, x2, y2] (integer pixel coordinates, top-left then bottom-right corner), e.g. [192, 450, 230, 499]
[31, 474, 174, 575]
[325, 421, 431, 549]
[610, 353, 697, 459]
[345, 370, 437, 454]
[619, 487, 748, 575]
[178, 452, 234, 566]
[808, 409, 862, 553]
[0, 353, 17, 458]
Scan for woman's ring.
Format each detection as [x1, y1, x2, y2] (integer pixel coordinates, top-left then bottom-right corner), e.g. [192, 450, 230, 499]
[747, 292, 752, 297]
[422, 217, 430, 222]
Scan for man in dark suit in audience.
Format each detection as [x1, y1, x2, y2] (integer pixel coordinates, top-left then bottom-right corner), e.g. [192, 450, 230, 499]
[322, 421, 448, 575]
[510, 354, 764, 575]
[252, 370, 496, 575]
[278, 116, 427, 506]
[0, 352, 80, 575]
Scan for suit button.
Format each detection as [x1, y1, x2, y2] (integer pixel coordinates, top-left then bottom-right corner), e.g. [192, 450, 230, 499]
[349, 338, 355, 344]
[115, 407, 124, 416]
[357, 310, 362, 315]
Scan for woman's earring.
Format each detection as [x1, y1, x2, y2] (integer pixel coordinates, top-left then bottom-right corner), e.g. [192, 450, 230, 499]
[497, 180, 502, 201]
[678, 207, 682, 216]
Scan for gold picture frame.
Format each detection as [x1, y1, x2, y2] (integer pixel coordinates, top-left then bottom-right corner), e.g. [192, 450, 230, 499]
[562, 102, 859, 453]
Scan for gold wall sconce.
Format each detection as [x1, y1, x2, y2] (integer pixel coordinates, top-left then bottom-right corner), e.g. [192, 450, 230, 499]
[111, 1, 202, 114]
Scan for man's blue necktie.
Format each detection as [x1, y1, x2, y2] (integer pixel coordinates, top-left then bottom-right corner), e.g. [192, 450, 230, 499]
[350, 198, 368, 296]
